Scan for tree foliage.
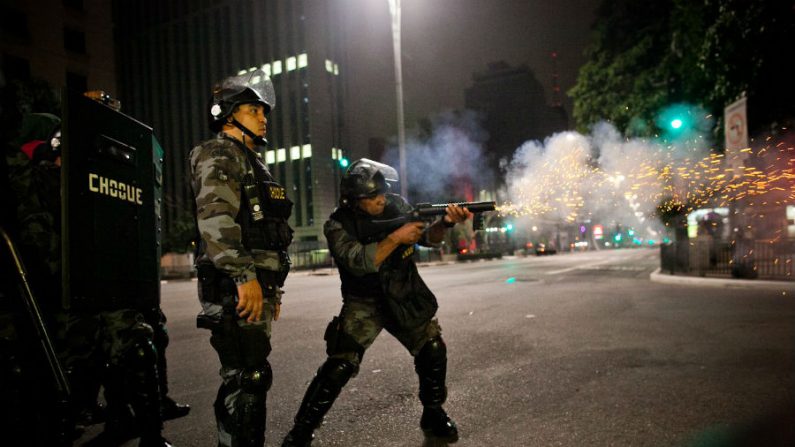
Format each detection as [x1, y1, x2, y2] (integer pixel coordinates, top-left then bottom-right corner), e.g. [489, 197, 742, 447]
[569, 0, 795, 139]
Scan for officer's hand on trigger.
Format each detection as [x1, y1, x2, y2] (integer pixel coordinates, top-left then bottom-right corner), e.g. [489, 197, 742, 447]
[390, 222, 426, 245]
[236, 279, 264, 322]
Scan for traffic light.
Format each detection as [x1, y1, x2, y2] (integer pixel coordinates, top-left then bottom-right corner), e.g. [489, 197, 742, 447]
[339, 157, 349, 168]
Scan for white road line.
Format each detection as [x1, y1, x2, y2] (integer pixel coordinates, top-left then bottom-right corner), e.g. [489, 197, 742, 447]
[545, 260, 612, 275]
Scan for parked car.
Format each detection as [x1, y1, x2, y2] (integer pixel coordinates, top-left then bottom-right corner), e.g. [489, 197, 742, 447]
[535, 243, 557, 256]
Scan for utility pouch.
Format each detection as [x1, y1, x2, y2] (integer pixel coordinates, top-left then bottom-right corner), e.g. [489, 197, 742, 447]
[323, 316, 341, 356]
[323, 315, 365, 360]
[197, 262, 221, 304]
[196, 314, 221, 330]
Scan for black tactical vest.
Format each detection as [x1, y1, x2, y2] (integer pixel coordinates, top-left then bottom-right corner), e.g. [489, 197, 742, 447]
[237, 142, 294, 252]
[330, 200, 416, 297]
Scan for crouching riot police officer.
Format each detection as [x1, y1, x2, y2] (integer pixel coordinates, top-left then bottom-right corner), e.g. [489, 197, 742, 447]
[282, 159, 472, 446]
[191, 70, 292, 447]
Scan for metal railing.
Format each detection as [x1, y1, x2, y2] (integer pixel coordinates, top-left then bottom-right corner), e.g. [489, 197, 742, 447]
[660, 238, 794, 280]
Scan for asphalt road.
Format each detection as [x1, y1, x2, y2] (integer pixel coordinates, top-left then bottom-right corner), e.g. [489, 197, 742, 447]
[79, 248, 795, 446]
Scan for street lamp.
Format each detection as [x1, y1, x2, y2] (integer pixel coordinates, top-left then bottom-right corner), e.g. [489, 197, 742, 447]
[387, 0, 408, 198]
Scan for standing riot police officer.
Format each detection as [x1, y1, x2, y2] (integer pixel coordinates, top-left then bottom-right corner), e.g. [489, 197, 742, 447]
[190, 70, 292, 447]
[282, 159, 471, 446]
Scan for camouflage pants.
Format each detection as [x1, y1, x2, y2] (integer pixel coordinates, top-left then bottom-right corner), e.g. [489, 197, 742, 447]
[57, 308, 154, 370]
[331, 295, 442, 369]
[199, 293, 280, 447]
[56, 308, 159, 423]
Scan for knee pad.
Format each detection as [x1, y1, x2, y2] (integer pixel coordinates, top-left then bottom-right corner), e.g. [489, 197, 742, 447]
[239, 361, 273, 394]
[415, 336, 447, 370]
[317, 358, 357, 388]
[125, 336, 158, 370]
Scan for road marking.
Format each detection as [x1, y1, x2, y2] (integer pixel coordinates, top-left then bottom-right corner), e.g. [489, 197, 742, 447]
[546, 260, 612, 275]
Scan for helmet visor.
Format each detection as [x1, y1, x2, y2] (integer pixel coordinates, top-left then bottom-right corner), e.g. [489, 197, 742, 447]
[219, 69, 276, 110]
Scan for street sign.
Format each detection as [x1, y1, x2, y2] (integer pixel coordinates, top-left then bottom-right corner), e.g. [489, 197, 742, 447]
[724, 95, 749, 179]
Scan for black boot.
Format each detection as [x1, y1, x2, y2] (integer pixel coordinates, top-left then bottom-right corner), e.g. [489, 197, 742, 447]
[414, 337, 458, 442]
[282, 358, 356, 447]
[161, 396, 190, 421]
[420, 407, 458, 442]
[124, 339, 169, 447]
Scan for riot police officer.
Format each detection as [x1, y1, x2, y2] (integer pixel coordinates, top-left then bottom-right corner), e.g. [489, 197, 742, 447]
[190, 70, 292, 447]
[282, 159, 471, 446]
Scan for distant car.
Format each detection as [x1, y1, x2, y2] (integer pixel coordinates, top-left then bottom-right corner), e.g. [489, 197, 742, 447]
[535, 243, 557, 256]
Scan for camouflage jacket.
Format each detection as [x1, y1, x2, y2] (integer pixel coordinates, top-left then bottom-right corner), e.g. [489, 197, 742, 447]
[190, 134, 284, 284]
[7, 148, 61, 279]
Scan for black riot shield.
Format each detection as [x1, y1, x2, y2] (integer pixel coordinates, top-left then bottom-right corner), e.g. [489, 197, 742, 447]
[62, 90, 162, 311]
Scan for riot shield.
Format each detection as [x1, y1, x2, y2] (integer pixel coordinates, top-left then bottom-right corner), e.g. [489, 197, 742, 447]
[62, 90, 162, 311]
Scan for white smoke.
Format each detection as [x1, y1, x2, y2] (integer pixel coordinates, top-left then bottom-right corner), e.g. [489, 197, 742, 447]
[383, 110, 491, 201]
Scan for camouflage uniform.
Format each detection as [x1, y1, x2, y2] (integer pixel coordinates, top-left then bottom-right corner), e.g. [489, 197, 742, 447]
[283, 193, 457, 446]
[322, 194, 441, 365]
[191, 133, 291, 447]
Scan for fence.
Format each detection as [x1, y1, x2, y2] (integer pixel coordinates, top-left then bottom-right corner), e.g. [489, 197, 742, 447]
[289, 241, 443, 269]
[660, 238, 794, 281]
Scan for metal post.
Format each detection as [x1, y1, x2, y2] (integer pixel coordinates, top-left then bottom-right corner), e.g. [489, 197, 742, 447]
[388, 0, 408, 198]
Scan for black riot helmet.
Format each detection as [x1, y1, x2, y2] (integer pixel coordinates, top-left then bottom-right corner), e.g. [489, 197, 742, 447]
[339, 158, 400, 207]
[208, 69, 276, 145]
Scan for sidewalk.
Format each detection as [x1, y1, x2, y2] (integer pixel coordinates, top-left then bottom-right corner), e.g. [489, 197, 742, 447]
[650, 268, 795, 291]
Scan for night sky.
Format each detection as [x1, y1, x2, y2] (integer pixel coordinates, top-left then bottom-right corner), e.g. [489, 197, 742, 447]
[341, 0, 600, 154]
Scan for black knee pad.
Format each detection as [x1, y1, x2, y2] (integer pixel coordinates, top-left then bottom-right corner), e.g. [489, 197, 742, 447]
[415, 336, 447, 369]
[239, 361, 273, 394]
[317, 357, 357, 388]
[125, 336, 158, 371]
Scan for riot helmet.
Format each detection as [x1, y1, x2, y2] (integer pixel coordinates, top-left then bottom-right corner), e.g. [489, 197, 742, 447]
[339, 158, 399, 207]
[208, 69, 276, 146]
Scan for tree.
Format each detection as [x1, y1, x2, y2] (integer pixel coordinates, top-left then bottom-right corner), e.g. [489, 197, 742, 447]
[569, 0, 795, 139]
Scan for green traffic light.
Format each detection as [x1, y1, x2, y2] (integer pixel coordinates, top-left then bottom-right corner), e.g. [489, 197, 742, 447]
[670, 119, 683, 129]
[339, 157, 349, 168]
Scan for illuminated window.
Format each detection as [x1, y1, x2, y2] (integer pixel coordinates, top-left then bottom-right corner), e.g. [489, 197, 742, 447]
[333, 63, 339, 76]
[261, 63, 271, 77]
[302, 144, 312, 158]
[276, 148, 286, 162]
[265, 150, 275, 164]
[237, 69, 248, 75]
[331, 147, 337, 160]
[286, 56, 297, 72]
[272, 60, 282, 75]
[298, 53, 308, 69]
[290, 146, 300, 160]
[325, 59, 333, 73]
[250, 75, 261, 85]
[337, 148, 343, 160]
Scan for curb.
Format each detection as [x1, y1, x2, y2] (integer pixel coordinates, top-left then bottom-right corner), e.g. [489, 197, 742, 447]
[649, 268, 795, 291]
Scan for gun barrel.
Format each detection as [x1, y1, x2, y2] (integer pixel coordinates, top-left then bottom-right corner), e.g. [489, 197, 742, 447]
[415, 201, 496, 217]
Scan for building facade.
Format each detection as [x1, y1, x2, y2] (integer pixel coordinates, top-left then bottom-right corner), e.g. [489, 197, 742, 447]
[1, 0, 117, 102]
[113, 0, 350, 244]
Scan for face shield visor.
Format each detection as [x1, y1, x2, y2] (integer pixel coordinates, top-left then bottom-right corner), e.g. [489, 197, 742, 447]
[217, 68, 276, 113]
